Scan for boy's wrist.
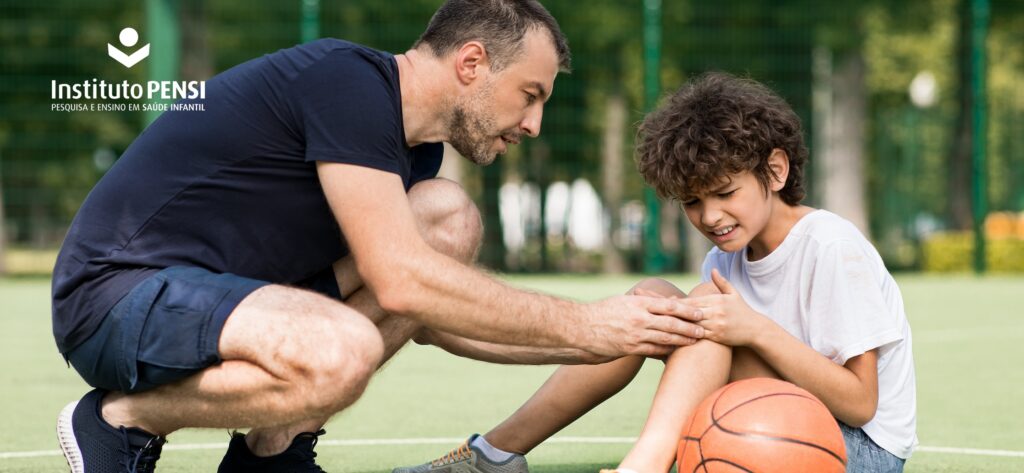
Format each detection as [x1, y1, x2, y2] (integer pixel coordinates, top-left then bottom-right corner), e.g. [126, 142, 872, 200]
[748, 315, 778, 350]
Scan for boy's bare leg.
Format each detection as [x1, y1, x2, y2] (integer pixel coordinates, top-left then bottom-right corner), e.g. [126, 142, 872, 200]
[617, 285, 783, 472]
[729, 346, 781, 382]
[615, 282, 730, 473]
[484, 356, 646, 454]
[616, 339, 731, 472]
[482, 277, 690, 455]
[245, 178, 483, 455]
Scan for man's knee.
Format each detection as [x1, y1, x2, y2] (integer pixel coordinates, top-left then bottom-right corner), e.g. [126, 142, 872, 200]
[408, 178, 482, 263]
[237, 292, 383, 415]
[218, 287, 383, 418]
[300, 307, 383, 414]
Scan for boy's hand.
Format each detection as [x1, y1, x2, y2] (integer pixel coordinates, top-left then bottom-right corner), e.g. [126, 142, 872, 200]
[689, 269, 770, 347]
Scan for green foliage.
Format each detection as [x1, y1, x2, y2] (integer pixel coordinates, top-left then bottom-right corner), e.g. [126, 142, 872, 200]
[2, 0, 1023, 271]
[922, 232, 1024, 272]
[0, 0, 146, 243]
[987, 8, 1024, 212]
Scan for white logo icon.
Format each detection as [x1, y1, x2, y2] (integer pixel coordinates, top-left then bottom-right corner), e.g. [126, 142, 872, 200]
[108, 27, 150, 68]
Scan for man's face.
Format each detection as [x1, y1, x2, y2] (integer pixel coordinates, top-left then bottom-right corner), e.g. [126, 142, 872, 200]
[447, 29, 559, 165]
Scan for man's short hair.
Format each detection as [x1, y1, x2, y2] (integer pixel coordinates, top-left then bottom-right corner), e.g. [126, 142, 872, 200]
[636, 72, 808, 206]
[414, 0, 571, 73]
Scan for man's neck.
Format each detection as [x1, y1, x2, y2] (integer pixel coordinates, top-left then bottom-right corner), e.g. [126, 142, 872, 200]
[395, 49, 448, 147]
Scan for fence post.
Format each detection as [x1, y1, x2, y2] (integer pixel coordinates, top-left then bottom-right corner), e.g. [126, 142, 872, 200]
[642, 0, 666, 273]
[301, 0, 320, 43]
[146, 0, 181, 125]
[971, 0, 989, 274]
[0, 149, 5, 276]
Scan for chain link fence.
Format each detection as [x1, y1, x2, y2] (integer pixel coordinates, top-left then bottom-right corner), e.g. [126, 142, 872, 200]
[1, 0, 1021, 274]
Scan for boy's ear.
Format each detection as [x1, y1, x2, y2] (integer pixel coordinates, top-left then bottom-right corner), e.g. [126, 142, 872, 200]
[768, 148, 789, 192]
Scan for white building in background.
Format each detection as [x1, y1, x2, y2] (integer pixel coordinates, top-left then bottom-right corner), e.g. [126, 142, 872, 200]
[566, 179, 604, 250]
[500, 178, 607, 252]
[498, 181, 541, 251]
[544, 181, 570, 242]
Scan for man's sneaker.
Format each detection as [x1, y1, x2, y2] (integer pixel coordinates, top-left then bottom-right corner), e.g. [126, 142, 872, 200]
[217, 429, 327, 473]
[56, 389, 165, 473]
[391, 434, 528, 473]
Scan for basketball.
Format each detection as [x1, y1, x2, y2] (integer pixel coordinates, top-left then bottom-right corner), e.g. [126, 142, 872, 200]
[677, 378, 847, 473]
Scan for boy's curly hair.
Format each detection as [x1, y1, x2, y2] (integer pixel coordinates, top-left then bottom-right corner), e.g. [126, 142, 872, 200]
[636, 72, 808, 205]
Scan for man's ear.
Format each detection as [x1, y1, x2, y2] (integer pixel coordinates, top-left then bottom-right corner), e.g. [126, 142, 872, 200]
[453, 41, 489, 86]
[768, 148, 789, 192]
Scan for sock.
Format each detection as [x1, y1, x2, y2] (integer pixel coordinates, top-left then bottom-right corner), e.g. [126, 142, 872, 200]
[470, 435, 514, 462]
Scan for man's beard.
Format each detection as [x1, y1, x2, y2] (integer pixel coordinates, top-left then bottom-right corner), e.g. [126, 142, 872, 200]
[447, 85, 500, 166]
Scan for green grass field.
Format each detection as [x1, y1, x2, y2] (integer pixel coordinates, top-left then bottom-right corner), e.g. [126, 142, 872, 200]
[1, 274, 1022, 472]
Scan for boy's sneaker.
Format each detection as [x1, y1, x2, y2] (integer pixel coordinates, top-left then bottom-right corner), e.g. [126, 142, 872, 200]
[56, 389, 165, 473]
[217, 429, 327, 473]
[391, 434, 528, 473]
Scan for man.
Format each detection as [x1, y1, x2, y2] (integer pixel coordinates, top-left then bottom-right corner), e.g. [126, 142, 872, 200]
[52, 1, 705, 472]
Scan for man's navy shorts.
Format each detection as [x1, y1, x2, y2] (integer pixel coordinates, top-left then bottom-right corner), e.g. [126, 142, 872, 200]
[66, 266, 340, 394]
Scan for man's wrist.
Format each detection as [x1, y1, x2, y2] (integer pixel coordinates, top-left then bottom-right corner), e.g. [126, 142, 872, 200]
[564, 302, 594, 350]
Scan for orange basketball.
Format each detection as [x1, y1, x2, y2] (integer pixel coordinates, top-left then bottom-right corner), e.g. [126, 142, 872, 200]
[677, 378, 847, 473]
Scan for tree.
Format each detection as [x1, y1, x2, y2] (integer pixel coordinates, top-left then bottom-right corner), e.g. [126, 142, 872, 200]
[818, 52, 870, 235]
[0, 151, 6, 276]
[601, 93, 627, 274]
[949, 0, 975, 230]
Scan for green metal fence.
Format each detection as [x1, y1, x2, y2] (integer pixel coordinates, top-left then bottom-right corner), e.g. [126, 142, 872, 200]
[1, 0, 1022, 275]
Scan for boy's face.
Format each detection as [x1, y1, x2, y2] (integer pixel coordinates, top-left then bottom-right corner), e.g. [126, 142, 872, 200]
[679, 170, 775, 255]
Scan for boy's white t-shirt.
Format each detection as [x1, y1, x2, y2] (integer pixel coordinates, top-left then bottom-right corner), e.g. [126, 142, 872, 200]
[701, 209, 918, 459]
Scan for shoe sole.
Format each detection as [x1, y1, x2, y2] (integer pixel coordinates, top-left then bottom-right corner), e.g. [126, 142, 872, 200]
[57, 400, 84, 473]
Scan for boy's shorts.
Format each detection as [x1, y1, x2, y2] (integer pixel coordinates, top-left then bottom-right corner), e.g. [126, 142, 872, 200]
[839, 421, 906, 473]
[66, 265, 340, 394]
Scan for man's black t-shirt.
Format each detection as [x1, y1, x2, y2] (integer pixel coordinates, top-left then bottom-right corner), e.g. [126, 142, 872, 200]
[52, 39, 443, 354]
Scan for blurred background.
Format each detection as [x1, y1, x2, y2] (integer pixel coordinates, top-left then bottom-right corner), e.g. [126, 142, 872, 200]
[1, 0, 1022, 277]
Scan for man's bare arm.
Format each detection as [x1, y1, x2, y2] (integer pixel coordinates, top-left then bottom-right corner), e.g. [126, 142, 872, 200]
[317, 163, 704, 357]
[414, 328, 617, 365]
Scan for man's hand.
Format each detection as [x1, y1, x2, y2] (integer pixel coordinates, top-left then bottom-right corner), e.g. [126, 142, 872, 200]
[581, 294, 705, 357]
[688, 269, 770, 347]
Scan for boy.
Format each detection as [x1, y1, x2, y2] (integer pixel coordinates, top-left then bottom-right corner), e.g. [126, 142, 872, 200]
[395, 72, 917, 473]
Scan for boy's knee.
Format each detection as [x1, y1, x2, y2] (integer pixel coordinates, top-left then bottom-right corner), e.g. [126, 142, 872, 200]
[688, 281, 721, 298]
[629, 277, 686, 298]
[408, 178, 482, 263]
